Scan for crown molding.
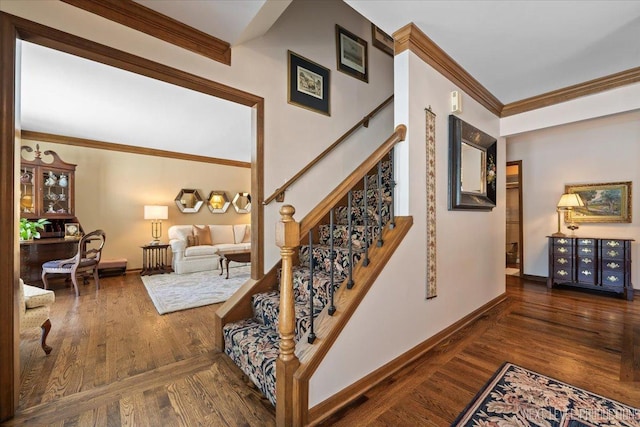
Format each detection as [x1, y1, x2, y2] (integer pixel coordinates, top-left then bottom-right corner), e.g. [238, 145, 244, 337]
[501, 66, 640, 116]
[60, 0, 231, 66]
[393, 23, 503, 117]
[21, 130, 251, 169]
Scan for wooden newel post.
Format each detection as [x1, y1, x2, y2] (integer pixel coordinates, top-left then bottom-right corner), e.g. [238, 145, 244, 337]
[275, 205, 300, 426]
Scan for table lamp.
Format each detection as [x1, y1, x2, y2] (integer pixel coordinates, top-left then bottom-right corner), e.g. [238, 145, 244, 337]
[552, 193, 584, 237]
[143, 205, 168, 245]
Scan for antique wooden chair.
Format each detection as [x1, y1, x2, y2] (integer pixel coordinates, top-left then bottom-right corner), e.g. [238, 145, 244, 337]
[42, 229, 106, 297]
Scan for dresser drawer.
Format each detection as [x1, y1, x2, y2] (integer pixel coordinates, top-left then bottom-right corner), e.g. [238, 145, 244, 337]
[552, 237, 573, 246]
[601, 247, 625, 260]
[553, 245, 573, 256]
[601, 271, 625, 288]
[576, 245, 596, 256]
[602, 259, 624, 271]
[577, 238, 596, 246]
[554, 256, 572, 267]
[577, 267, 597, 285]
[553, 267, 573, 281]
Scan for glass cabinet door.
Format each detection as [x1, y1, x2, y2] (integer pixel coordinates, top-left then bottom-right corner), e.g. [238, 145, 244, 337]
[19, 165, 36, 215]
[42, 168, 72, 216]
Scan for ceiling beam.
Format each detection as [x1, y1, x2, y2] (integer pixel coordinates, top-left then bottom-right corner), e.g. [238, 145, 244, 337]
[60, 0, 232, 65]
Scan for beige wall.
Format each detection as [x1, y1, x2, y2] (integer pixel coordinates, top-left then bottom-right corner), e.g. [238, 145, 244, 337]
[21, 139, 251, 269]
[506, 110, 640, 284]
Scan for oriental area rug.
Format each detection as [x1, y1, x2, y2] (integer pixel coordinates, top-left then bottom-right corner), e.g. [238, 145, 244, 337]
[452, 362, 640, 427]
[141, 265, 250, 315]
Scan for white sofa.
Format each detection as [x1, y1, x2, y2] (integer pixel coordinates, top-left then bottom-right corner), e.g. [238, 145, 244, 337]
[168, 224, 251, 274]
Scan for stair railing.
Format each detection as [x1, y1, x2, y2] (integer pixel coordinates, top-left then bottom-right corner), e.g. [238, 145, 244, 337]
[275, 124, 406, 426]
[264, 95, 393, 205]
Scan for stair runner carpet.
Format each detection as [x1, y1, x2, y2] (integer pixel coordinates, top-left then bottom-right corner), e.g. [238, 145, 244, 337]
[223, 161, 392, 405]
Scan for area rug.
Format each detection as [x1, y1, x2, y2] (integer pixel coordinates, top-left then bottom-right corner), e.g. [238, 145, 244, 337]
[141, 265, 250, 315]
[452, 362, 640, 426]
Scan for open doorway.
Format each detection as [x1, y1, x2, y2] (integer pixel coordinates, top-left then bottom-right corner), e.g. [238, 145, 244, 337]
[506, 161, 523, 276]
[0, 13, 264, 419]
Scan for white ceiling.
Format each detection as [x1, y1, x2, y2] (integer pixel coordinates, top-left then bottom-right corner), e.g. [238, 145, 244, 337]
[347, 0, 640, 103]
[19, 1, 640, 161]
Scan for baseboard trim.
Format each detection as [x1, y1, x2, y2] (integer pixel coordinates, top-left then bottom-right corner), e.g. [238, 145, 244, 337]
[521, 274, 546, 283]
[308, 292, 508, 425]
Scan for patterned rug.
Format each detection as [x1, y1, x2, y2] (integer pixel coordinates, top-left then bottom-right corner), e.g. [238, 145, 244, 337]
[141, 265, 250, 315]
[453, 362, 640, 426]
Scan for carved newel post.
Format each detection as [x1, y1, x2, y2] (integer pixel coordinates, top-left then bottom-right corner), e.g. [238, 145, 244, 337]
[275, 205, 300, 426]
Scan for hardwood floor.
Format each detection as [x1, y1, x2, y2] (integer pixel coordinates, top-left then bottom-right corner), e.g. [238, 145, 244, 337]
[6, 274, 639, 426]
[7, 273, 275, 426]
[320, 276, 640, 426]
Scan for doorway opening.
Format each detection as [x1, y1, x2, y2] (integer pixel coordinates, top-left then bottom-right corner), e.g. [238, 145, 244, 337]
[506, 161, 523, 276]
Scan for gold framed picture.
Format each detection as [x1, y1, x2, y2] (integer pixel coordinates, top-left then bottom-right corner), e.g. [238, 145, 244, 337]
[565, 181, 632, 223]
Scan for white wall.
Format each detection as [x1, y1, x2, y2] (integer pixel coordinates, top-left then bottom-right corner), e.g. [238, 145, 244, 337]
[310, 50, 506, 406]
[1, 0, 395, 270]
[506, 110, 640, 283]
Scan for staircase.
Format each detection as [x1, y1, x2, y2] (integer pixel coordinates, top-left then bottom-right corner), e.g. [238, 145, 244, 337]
[222, 160, 393, 406]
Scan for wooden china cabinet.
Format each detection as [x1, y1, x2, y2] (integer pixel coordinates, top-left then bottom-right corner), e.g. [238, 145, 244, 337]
[20, 145, 82, 285]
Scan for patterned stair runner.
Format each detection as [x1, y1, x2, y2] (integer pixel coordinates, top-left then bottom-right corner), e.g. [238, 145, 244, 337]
[223, 161, 392, 405]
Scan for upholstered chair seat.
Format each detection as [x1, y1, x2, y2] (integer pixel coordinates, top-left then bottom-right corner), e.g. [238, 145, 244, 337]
[19, 278, 55, 354]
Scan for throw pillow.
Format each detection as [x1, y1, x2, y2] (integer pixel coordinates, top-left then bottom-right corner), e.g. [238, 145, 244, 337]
[192, 225, 212, 245]
[186, 235, 199, 247]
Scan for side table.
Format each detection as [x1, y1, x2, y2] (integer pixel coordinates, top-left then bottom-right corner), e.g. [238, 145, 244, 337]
[140, 244, 172, 276]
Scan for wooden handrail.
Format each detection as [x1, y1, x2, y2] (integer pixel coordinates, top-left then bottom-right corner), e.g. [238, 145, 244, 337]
[263, 95, 394, 205]
[299, 124, 406, 239]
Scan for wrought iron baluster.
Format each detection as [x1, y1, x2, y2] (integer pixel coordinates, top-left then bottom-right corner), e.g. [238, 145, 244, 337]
[307, 230, 316, 344]
[377, 160, 384, 247]
[328, 209, 336, 315]
[363, 174, 370, 266]
[347, 190, 354, 289]
[389, 148, 396, 229]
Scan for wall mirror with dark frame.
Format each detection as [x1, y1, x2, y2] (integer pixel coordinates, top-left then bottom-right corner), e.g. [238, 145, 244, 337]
[448, 115, 497, 211]
[175, 189, 204, 213]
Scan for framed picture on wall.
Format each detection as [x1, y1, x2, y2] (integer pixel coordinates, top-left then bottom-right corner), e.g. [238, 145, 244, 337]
[287, 50, 331, 116]
[335, 25, 368, 83]
[565, 181, 632, 223]
[371, 24, 393, 56]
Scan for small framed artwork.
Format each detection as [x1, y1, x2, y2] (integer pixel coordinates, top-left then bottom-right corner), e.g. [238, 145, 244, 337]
[288, 50, 330, 116]
[64, 223, 80, 238]
[565, 181, 632, 223]
[371, 24, 394, 56]
[335, 25, 368, 83]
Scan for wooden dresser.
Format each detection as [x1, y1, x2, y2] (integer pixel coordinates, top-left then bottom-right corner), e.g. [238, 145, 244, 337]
[547, 236, 634, 300]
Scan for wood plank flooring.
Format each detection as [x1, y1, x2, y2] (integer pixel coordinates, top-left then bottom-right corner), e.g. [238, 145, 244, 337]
[5, 274, 639, 426]
[320, 277, 640, 426]
[7, 273, 275, 426]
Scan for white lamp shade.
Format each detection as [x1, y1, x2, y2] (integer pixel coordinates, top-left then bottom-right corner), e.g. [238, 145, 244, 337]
[144, 205, 168, 220]
[557, 193, 584, 209]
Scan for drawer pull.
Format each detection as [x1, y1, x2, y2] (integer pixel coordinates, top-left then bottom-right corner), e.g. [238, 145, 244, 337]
[558, 238, 569, 244]
[557, 270, 569, 276]
[606, 250, 619, 257]
[606, 262, 620, 269]
[581, 258, 592, 264]
[606, 241, 621, 247]
[557, 258, 568, 265]
[581, 270, 592, 276]
[580, 248, 592, 254]
[607, 276, 619, 282]
[558, 247, 568, 253]
[579, 239, 593, 244]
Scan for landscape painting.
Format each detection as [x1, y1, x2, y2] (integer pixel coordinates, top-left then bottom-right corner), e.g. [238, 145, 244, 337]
[565, 181, 632, 223]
